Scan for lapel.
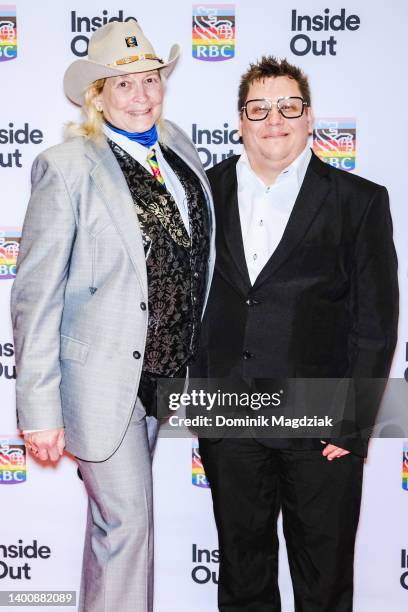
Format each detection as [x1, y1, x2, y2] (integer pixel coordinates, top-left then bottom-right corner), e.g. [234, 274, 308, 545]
[253, 152, 331, 288]
[215, 152, 331, 294]
[85, 138, 148, 296]
[216, 157, 252, 294]
[165, 124, 213, 200]
[160, 119, 216, 315]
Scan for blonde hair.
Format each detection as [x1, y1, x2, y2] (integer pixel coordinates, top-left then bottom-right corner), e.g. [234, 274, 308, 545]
[65, 79, 106, 141]
[65, 73, 169, 144]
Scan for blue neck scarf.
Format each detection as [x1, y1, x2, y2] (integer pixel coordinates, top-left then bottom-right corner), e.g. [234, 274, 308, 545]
[105, 121, 158, 148]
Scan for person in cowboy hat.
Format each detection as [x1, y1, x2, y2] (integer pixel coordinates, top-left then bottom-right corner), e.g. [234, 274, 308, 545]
[11, 19, 215, 612]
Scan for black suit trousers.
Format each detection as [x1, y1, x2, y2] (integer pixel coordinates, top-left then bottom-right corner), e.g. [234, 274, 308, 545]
[199, 437, 364, 612]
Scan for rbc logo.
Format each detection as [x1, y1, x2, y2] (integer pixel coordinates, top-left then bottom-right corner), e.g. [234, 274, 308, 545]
[192, 438, 210, 488]
[192, 4, 235, 62]
[403, 442, 408, 491]
[0, 228, 20, 279]
[313, 118, 356, 171]
[0, 5, 17, 62]
[0, 439, 26, 484]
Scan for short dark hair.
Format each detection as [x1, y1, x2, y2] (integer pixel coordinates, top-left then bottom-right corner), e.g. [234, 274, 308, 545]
[238, 56, 312, 112]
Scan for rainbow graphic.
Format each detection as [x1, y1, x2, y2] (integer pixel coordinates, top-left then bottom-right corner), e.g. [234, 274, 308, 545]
[192, 437, 210, 488]
[313, 118, 356, 172]
[192, 4, 235, 62]
[402, 442, 408, 491]
[0, 438, 26, 484]
[0, 5, 17, 62]
[0, 227, 20, 279]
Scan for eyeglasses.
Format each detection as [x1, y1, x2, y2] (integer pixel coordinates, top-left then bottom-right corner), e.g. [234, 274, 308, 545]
[241, 97, 308, 121]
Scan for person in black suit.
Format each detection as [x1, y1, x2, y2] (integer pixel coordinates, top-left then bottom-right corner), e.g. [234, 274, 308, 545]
[194, 57, 399, 611]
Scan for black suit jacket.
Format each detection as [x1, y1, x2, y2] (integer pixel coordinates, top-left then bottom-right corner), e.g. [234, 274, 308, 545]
[193, 151, 399, 457]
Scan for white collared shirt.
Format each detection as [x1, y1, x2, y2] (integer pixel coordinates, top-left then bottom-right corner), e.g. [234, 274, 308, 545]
[237, 145, 312, 284]
[103, 123, 190, 233]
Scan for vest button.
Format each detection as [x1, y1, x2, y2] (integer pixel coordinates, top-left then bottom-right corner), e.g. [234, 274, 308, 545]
[140, 302, 147, 311]
[243, 351, 253, 360]
[193, 271, 199, 279]
[133, 351, 141, 359]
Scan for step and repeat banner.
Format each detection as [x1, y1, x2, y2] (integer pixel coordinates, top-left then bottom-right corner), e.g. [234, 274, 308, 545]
[1, 1, 408, 610]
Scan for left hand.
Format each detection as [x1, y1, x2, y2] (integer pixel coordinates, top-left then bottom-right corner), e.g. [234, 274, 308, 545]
[24, 428, 65, 462]
[321, 442, 350, 461]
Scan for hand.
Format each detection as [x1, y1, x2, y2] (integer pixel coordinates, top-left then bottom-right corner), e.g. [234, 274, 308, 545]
[24, 428, 65, 462]
[321, 441, 350, 461]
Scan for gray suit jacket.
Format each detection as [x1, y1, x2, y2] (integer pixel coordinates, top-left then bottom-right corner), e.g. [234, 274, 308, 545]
[11, 120, 215, 461]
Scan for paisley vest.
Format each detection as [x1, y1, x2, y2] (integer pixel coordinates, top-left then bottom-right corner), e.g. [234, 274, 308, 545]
[109, 140, 210, 378]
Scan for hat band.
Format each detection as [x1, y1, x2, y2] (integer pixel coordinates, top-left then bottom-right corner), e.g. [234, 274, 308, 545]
[107, 53, 164, 67]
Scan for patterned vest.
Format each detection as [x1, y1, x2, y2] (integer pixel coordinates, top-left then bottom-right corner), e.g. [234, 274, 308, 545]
[109, 140, 210, 377]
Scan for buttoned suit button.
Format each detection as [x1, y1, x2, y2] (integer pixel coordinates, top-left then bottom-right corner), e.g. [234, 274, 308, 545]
[140, 302, 147, 311]
[246, 298, 260, 306]
[243, 351, 253, 360]
[133, 351, 141, 359]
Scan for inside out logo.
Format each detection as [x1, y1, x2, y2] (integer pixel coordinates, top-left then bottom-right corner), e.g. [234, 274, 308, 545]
[191, 544, 219, 585]
[290, 8, 360, 57]
[70, 10, 137, 57]
[0, 5, 17, 62]
[0, 123, 44, 169]
[401, 549, 408, 590]
[0, 341, 15, 380]
[192, 122, 241, 169]
[0, 539, 51, 580]
[192, 4, 235, 61]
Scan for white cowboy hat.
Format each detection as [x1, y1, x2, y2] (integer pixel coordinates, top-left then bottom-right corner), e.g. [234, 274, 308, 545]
[64, 19, 180, 106]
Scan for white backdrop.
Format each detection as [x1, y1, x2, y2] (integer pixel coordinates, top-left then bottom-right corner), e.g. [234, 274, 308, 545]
[1, 1, 408, 610]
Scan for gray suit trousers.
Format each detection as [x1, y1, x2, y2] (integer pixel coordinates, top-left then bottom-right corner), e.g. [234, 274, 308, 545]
[76, 401, 158, 612]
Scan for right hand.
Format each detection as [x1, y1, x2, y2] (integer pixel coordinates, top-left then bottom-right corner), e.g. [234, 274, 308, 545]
[24, 428, 65, 462]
